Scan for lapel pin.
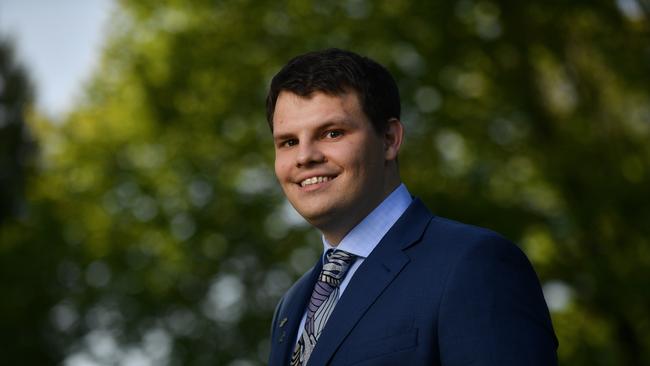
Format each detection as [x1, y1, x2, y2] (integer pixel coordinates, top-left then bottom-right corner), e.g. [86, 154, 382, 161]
[279, 330, 286, 343]
[279, 317, 288, 328]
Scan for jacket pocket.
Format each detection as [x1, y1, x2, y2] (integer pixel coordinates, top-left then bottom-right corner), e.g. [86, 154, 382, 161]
[345, 328, 418, 365]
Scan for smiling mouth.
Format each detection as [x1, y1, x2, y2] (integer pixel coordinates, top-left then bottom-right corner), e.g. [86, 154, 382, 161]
[299, 175, 337, 187]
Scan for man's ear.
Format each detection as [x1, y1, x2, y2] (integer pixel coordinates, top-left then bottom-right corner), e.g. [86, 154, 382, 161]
[384, 118, 404, 161]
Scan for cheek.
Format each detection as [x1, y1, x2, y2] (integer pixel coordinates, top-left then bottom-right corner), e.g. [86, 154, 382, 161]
[347, 141, 376, 169]
[274, 159, 287, 179]
[330, 140, 364, 164]
[275, 158, 295, 182]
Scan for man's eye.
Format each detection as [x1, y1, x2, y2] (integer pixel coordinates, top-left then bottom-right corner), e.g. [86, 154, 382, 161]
[282, 139, 298, 147]
[326, 130, 343, 139]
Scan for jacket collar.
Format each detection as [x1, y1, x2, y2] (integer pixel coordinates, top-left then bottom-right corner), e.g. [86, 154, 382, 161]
[308, 198, 432, 365]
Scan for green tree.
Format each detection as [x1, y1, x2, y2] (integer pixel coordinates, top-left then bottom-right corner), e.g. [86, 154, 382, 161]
[0, 37, 35, 223]
[0, 37, 65, 364]
[1, 1, 649, 365]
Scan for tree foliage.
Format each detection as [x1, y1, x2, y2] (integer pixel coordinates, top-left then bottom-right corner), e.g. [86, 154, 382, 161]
[0, 38, 35, 223]
[1, 1, 649, 365]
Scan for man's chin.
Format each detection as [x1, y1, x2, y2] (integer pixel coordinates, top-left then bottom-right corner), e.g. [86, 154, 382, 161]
[297, 207, 339, 229]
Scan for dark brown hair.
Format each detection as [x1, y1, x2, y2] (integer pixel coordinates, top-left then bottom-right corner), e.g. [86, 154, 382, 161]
[266, 48, 400, 134]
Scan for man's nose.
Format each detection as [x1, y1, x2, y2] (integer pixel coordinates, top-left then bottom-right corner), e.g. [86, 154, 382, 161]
[296, 141, 325, 167]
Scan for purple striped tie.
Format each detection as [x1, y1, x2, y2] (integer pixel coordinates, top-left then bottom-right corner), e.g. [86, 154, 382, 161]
[290, 249, 356, 366]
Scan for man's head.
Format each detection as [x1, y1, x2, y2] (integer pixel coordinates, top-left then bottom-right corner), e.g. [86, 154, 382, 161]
[267, 49, 404, 244]
[266, 48, 401, 134]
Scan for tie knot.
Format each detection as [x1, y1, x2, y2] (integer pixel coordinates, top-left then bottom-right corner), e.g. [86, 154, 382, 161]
[320, 249, 356, 286]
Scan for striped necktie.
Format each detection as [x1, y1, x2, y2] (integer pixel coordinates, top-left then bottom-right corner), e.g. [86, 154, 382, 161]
[290, 249, 356, 366]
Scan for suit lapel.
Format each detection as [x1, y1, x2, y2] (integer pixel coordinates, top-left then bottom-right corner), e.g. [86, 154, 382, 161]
[272, 258, 323, 366]
[307, 199, 433, 365]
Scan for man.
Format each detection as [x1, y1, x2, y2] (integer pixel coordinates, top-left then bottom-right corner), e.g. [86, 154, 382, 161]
[266, 48, 558, 366]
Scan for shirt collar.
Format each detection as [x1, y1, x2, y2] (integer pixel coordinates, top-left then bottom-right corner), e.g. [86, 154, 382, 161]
[322, 183, 412, 260]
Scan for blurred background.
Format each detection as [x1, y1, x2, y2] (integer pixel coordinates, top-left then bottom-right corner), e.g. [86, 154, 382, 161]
[1, 0, 649, 365]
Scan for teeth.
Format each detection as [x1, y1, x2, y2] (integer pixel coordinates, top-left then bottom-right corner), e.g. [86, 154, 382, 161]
[301, 176, 332, 187]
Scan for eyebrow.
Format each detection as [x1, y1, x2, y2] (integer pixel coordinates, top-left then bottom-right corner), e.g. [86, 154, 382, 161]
[273, 132, 295, 143]
[273, 118, 355, 142]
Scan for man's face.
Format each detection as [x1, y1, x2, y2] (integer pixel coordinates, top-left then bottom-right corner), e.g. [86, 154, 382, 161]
[272, 90, 394, 243]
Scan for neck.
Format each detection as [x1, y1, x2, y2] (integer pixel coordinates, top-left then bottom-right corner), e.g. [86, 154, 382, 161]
[322, 178, 402, 246]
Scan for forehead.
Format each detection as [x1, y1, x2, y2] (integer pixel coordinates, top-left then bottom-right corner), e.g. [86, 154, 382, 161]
[272, 91, 366, 132]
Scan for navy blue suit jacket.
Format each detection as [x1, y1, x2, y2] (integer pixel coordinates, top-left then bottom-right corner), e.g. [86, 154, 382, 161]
[268, 199, 558, 365]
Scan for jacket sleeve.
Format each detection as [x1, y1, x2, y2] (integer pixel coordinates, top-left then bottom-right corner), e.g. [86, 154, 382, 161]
[437, 233, 558, 366]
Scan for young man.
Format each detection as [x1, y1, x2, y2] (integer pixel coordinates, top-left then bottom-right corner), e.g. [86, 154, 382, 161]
[266, 49, 558, 366]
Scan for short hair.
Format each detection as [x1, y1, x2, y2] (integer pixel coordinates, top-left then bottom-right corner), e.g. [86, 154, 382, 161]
[266, 48, 400, 134]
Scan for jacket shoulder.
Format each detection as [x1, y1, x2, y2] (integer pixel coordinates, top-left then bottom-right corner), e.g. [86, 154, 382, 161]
[423, 214, 519, 255]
